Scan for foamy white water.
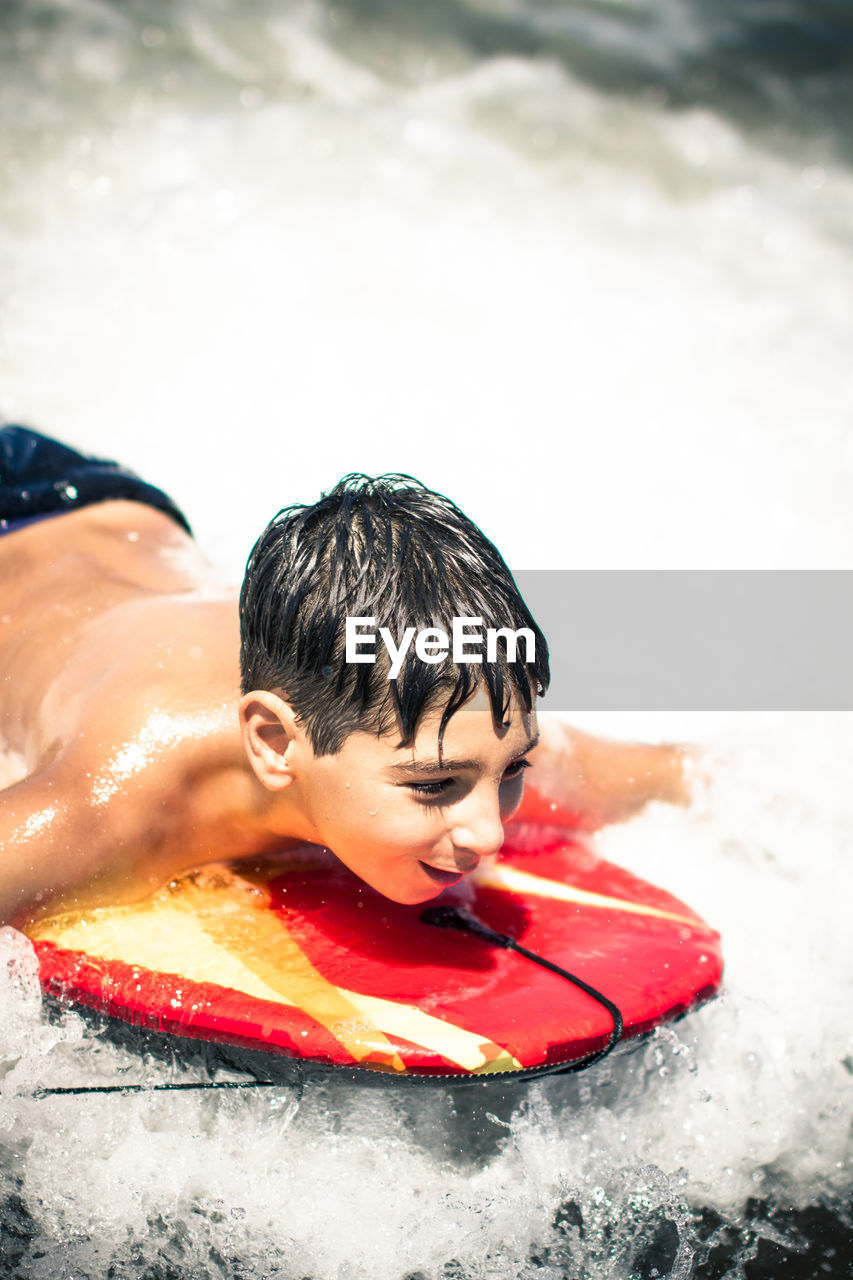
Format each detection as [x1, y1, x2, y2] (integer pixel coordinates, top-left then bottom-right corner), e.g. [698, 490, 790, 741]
[1, 1, 851, 1276]
[1, 1, 852, 575]
[1, 713, 851, 1277]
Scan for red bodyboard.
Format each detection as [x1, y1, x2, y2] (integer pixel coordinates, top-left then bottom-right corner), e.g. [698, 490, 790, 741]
[29, 831, 722, 1079]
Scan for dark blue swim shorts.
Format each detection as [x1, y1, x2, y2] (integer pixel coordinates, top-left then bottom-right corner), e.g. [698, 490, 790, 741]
[0, 425, 191, 536]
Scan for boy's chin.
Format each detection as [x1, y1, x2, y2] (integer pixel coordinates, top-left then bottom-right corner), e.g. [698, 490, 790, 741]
[370, 877, 454, 907]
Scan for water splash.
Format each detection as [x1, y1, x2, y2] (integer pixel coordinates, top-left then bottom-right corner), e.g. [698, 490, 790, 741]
[1, 716, 850, 1277]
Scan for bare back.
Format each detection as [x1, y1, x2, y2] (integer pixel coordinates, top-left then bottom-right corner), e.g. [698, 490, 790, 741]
[0, 502, 257, 925]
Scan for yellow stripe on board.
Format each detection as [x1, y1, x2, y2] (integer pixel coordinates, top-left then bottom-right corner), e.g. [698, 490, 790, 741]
[341, 992, 522, 1074]
[31, 891, 405, 1071]
[30, 881, 521, 1073]
[474, 863, 703, 927]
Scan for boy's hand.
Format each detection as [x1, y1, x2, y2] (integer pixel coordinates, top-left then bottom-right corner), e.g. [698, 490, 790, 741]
[516, 715, 695, 831]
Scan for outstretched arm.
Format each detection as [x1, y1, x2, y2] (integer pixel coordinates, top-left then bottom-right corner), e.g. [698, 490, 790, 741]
[0, 735, 184, 930]
[0, 764, 97, 928]
[516, 713, 693, 831]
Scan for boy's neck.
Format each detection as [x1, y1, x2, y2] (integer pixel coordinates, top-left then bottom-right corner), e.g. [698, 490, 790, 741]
[179, 746, 318, 864]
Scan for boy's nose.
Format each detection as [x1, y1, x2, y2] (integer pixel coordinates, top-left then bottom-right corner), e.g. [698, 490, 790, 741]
[450, 796, 505, 859]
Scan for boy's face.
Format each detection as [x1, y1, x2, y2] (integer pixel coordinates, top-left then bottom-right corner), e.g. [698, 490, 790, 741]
[295, 686, 538, 904]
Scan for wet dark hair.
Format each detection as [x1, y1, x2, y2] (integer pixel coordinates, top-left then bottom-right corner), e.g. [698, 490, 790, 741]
[239, 474, 550, 755]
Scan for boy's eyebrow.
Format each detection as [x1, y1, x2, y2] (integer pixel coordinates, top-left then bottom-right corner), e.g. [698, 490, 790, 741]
[389, 733, 540, 776]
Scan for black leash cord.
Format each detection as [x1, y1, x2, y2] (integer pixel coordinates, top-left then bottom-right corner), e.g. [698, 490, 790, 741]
[33, 909, 624, 1095]
[420, 904, 624, 1073]
[34, 1080, 291, 1099]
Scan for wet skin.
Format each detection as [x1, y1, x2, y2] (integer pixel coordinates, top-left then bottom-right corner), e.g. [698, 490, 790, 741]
[239, 684, 539, 905]
[0, 501, 690, 928]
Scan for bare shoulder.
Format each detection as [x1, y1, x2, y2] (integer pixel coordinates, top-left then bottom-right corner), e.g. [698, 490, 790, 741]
[0, 501, 237, 754]
[58, 601, 244, 807]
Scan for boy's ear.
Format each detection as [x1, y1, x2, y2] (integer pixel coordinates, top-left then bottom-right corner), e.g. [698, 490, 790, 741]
[239, 691, 303, 791]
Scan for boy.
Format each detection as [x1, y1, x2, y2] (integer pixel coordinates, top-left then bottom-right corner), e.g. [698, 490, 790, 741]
[0, 426, 689, 928]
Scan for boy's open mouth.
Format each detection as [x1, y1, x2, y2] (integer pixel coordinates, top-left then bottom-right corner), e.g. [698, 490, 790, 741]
[418, 862, 464, 886]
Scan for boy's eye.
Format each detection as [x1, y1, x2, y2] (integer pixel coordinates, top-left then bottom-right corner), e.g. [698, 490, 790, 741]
[406, 758, 530, 800]
[407, 778, 454, 798]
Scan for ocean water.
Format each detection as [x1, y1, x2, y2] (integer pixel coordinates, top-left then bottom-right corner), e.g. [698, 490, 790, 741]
[1, 2, 852, 1277]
